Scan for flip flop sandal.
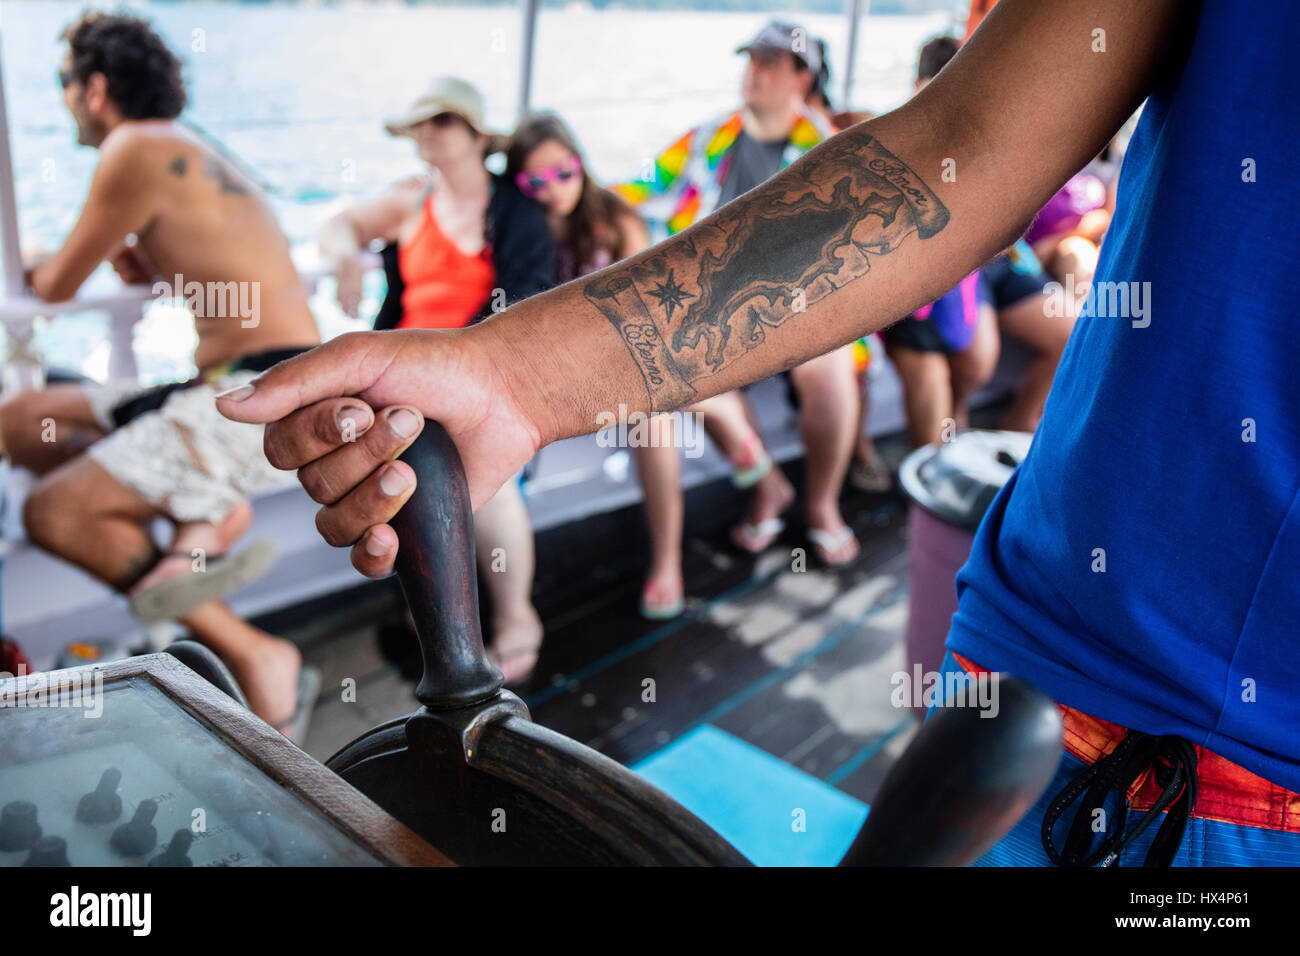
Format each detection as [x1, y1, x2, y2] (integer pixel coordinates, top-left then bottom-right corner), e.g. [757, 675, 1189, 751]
[849, 459, 893, 493]
[639, 577, 686, 620]
[129, 540, 277, 622]
[270, 665, 321, 745]
[731, 517, 786, 554]
[807, 526, 860, 567]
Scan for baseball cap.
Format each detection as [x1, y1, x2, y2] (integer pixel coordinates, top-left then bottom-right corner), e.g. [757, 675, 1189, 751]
[736, 21, 822, 75]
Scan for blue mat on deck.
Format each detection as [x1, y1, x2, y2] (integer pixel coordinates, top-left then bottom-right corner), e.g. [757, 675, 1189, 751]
[632, 724, 867, 867]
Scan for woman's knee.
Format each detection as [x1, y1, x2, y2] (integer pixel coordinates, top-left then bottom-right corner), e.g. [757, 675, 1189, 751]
[790, 349, 856, 410]
[892, 348, 950, 395]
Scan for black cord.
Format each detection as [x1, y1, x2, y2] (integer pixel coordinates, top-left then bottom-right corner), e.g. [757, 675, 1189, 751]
[1041, 731, 1198, 867]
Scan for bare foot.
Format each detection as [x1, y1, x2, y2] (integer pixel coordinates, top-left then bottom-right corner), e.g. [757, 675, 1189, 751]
[849, 458, 893, 493]
[731, 469, 796, 553]
[226, 635, 303, 738]
[486, 607, 543, 685]
[130, 551, 199, 595]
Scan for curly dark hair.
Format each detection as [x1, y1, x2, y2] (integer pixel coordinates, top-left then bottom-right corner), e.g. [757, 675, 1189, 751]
[61, 12, 186, 120]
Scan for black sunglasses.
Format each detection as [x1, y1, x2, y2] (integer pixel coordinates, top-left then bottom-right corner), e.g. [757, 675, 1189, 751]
[427, 112, 461, 129]
[57, 67, 75, 89]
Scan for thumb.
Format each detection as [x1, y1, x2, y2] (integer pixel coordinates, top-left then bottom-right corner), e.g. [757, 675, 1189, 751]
[215, 332, 391, 424]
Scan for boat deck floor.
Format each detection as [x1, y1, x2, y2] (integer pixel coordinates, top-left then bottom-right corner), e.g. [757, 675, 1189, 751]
[276, 425, 936, 831]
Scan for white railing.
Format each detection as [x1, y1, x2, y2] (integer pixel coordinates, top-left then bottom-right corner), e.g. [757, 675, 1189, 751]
[0, 253, 379, 394]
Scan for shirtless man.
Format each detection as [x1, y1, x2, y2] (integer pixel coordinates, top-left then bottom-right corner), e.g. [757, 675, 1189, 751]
[11, 12, 321, 735]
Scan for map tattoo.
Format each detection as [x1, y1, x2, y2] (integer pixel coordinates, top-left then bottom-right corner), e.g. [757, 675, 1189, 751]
[583, 131, 949, 410]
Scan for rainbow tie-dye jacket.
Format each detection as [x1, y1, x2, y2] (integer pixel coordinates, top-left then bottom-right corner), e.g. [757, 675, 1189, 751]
[613, 107, 834, 241]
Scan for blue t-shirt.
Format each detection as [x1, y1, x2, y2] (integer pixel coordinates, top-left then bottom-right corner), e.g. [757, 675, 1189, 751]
[948, 0, 1300, 793]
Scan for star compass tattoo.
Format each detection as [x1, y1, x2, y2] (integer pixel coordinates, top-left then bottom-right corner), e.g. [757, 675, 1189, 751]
[583, 130, 949, 410]
[647, 270, 694, 322]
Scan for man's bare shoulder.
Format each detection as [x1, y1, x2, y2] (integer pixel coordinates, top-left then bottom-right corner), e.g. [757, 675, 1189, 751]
[100, 121, 260, 198]
[99, 120, 194, 169]
[91, 121, 205, 199]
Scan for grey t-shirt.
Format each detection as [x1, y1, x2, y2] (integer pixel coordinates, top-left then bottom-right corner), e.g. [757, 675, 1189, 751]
[717, 130, 786, 206]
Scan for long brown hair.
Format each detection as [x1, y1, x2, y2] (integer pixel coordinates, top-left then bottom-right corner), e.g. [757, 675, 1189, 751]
[505, 113, 637, 277]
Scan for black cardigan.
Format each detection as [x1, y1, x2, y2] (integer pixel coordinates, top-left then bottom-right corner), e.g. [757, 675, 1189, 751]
[373, 173, 557, 331]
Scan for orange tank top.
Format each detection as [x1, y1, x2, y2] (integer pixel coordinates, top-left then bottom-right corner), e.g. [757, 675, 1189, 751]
[396, 194, 495, 330]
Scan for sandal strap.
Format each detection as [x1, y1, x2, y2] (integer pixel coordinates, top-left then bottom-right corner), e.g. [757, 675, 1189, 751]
[737, 517, 786, 538]
[808, 526, 855, 552]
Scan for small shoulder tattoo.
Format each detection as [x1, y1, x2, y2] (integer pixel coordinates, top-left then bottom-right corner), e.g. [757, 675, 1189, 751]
[204, 155, 249, 196]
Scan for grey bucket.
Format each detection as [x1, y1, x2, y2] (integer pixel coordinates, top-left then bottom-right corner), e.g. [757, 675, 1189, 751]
[898, 430, 1032, 692]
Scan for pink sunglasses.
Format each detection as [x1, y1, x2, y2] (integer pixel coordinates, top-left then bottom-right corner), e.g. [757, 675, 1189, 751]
[516, 155, 582, 197]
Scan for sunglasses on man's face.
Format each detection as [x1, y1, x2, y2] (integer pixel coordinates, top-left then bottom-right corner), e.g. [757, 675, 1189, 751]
[57, 67, 75, 90]
[425, 112, 460, 129]
[515, 155, 582, 197]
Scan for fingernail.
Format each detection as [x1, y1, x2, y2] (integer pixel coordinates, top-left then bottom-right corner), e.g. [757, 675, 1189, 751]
[365, 532, 391, 556]
[216, 383, 255, 402]
[379, 465, 410, 497]
[335, 404, 372, 434]
[387, 408, 420, 438]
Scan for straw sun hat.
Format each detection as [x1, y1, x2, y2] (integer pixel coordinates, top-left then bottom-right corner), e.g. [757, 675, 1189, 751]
[384, 76, 507, 153]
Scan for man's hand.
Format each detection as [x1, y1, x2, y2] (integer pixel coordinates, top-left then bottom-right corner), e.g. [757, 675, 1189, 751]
[216, 326, 544, 578]
[108, 243, 156, 286]
[21, 251, 54, 292]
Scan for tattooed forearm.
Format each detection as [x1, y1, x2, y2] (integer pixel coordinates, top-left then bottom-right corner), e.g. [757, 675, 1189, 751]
[583, 130, 949, 410]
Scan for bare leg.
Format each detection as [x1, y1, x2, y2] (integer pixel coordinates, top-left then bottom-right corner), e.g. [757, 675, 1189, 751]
[0, 384, 107, 473]
[997, 291, 1076, 432]
[180, 601, 303, 733]
[854, 387, 877, 466]
[887, 343, 954, 448]
[474, 479, 543, 683]
[850, 382, 893, 492]
[632, 415, 684, 615]
[22, 457, 302, 731]
[698, 391, 794, 552]
[695, 391, 761, 463]
[128, 500, 254, 594]
[789, 346, 860, 564]
[947, 304, 1001, 428]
